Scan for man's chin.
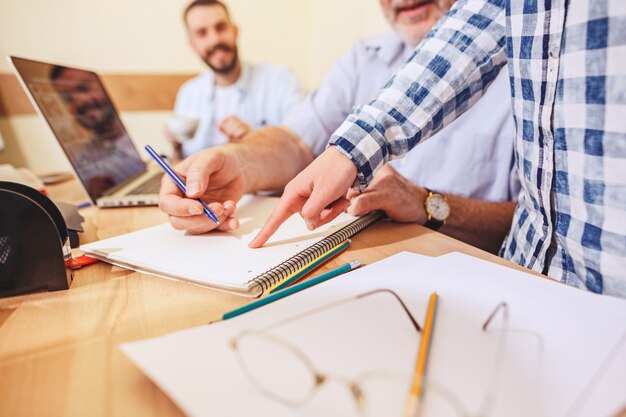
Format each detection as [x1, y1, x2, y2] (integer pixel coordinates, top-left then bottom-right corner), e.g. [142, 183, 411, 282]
[207, 59, 239, 75]
[210, 66, 234, 75]
[396, 23, 432, 47]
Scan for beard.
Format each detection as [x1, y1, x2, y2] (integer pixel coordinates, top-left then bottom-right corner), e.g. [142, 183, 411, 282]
[203, 44, 239, 75]
[76, 101, 116, 135]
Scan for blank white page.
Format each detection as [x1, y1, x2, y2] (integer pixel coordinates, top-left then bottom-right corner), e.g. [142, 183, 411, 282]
[122, 252, 626, 417]
[81, 195, 357, 291]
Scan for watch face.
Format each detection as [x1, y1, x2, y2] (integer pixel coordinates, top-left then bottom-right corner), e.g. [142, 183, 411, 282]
[426, 194, 450, 221]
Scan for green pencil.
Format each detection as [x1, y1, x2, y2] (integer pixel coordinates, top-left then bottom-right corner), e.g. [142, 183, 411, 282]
[268, 239, 351, 293]
[221, 259, 363, 321]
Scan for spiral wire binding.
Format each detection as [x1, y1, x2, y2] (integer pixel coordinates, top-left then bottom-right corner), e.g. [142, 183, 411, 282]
[249, 211, 384, 292]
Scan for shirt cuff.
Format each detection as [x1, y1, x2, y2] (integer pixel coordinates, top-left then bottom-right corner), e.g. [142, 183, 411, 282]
[327, 144, 367, 192]
[327, 117, 389, 190]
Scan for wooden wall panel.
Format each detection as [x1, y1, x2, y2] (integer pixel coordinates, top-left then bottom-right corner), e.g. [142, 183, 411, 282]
[0, 74, 33, 116]
[0, 73, 195, 116]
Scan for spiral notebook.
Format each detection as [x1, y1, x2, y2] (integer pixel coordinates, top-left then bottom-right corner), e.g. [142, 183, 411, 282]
[81, 195, 381, 297]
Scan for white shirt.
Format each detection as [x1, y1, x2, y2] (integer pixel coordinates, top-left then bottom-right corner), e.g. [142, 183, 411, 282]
[284, 31, 520, 202]
[175, 62, 303, 157]
[212, 84, 240, 145]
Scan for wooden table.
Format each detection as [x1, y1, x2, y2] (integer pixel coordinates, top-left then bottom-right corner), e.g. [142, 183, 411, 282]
[0, 181, 540, 417]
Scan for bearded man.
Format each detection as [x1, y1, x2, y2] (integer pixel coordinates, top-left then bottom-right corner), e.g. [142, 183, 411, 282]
[168, 0, 303, 159]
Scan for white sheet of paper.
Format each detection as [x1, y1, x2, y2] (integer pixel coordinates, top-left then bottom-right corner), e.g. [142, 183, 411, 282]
[81, 195, 357, 291]
[122, 252, 626, 417]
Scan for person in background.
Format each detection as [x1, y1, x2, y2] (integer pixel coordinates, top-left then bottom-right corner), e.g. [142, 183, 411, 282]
[167, 0, 303, 160]
[50, 66, 144, 197]
[253, 0, 626, 297]
[158, 0, 520, 255]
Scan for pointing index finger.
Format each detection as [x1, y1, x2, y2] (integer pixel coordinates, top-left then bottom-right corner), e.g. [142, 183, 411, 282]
[249, 195, 302, 248]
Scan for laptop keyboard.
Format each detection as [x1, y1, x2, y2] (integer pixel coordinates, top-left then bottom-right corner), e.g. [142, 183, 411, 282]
[128, 174, 162, 195]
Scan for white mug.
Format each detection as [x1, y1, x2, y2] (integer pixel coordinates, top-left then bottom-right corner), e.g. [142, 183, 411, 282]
[167, 115, 200, 143]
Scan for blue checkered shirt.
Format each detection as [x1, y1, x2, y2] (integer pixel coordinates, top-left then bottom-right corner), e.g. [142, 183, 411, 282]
[329, 0, 626, 297]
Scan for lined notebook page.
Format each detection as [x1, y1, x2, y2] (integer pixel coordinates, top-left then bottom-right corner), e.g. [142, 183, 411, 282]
[81, 195, 357, 291]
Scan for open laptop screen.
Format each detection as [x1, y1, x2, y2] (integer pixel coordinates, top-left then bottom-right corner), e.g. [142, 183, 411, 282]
[11, 57, 146, 201]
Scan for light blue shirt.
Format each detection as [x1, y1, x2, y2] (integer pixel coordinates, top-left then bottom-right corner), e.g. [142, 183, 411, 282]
[285, 31, 519, 202]
[175, 62, 303, 157]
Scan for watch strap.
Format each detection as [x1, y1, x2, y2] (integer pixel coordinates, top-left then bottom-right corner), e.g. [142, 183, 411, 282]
[424, 217, 445, 231]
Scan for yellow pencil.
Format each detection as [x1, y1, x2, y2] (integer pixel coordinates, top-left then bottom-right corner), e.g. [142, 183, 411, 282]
[265, 240, 351, 294]
[405, 291, 439, 417]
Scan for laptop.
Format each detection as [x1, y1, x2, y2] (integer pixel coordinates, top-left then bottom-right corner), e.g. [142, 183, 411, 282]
[10, 56, 162, 207]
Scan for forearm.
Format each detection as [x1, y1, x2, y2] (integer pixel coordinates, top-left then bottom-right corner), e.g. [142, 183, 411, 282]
[231, 126, 315, 193]
[439, 195, 515, 254]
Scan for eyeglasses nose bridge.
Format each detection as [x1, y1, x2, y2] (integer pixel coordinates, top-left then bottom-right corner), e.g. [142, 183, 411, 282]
[314, 373, 326, 387]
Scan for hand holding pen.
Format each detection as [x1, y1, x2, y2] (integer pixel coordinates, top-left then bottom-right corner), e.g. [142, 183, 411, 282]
[146, 145, 242, 233]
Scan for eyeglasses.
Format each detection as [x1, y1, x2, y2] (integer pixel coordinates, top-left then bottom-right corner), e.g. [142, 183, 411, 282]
[230, 289, 418, 416]
[229, 289, 545, 417]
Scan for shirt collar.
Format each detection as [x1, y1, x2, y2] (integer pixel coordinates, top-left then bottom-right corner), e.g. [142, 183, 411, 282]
[235, 62, 251, 97]
[363, 31, 410, 66]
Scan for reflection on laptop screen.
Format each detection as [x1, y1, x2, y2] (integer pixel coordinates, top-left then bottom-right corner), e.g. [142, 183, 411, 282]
[11, 57, 146, 201]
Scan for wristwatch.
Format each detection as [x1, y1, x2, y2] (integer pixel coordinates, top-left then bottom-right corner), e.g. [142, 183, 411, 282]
[423, 188, 450, 230]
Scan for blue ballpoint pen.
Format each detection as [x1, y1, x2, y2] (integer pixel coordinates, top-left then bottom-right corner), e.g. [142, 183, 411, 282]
[144, 145, 219, 223]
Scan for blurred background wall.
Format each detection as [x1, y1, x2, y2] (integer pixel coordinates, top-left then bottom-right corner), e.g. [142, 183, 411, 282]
[0, 0, 387, 172]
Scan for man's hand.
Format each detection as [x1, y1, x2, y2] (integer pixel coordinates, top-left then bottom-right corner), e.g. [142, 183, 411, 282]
[345, 164, 519, 254]
[346, 164, 428, 223]
[158, 147, 246, 234]
[249, 147, 357, 248]
[219, 115, 251, 143]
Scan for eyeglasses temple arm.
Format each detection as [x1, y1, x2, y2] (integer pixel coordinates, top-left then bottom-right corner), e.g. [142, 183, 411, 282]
[482, 302, 509, 331]
[357, 289, 422, 333]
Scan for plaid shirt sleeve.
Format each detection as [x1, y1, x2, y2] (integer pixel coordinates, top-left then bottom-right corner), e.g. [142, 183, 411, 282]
[328, 0, 508, 189]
